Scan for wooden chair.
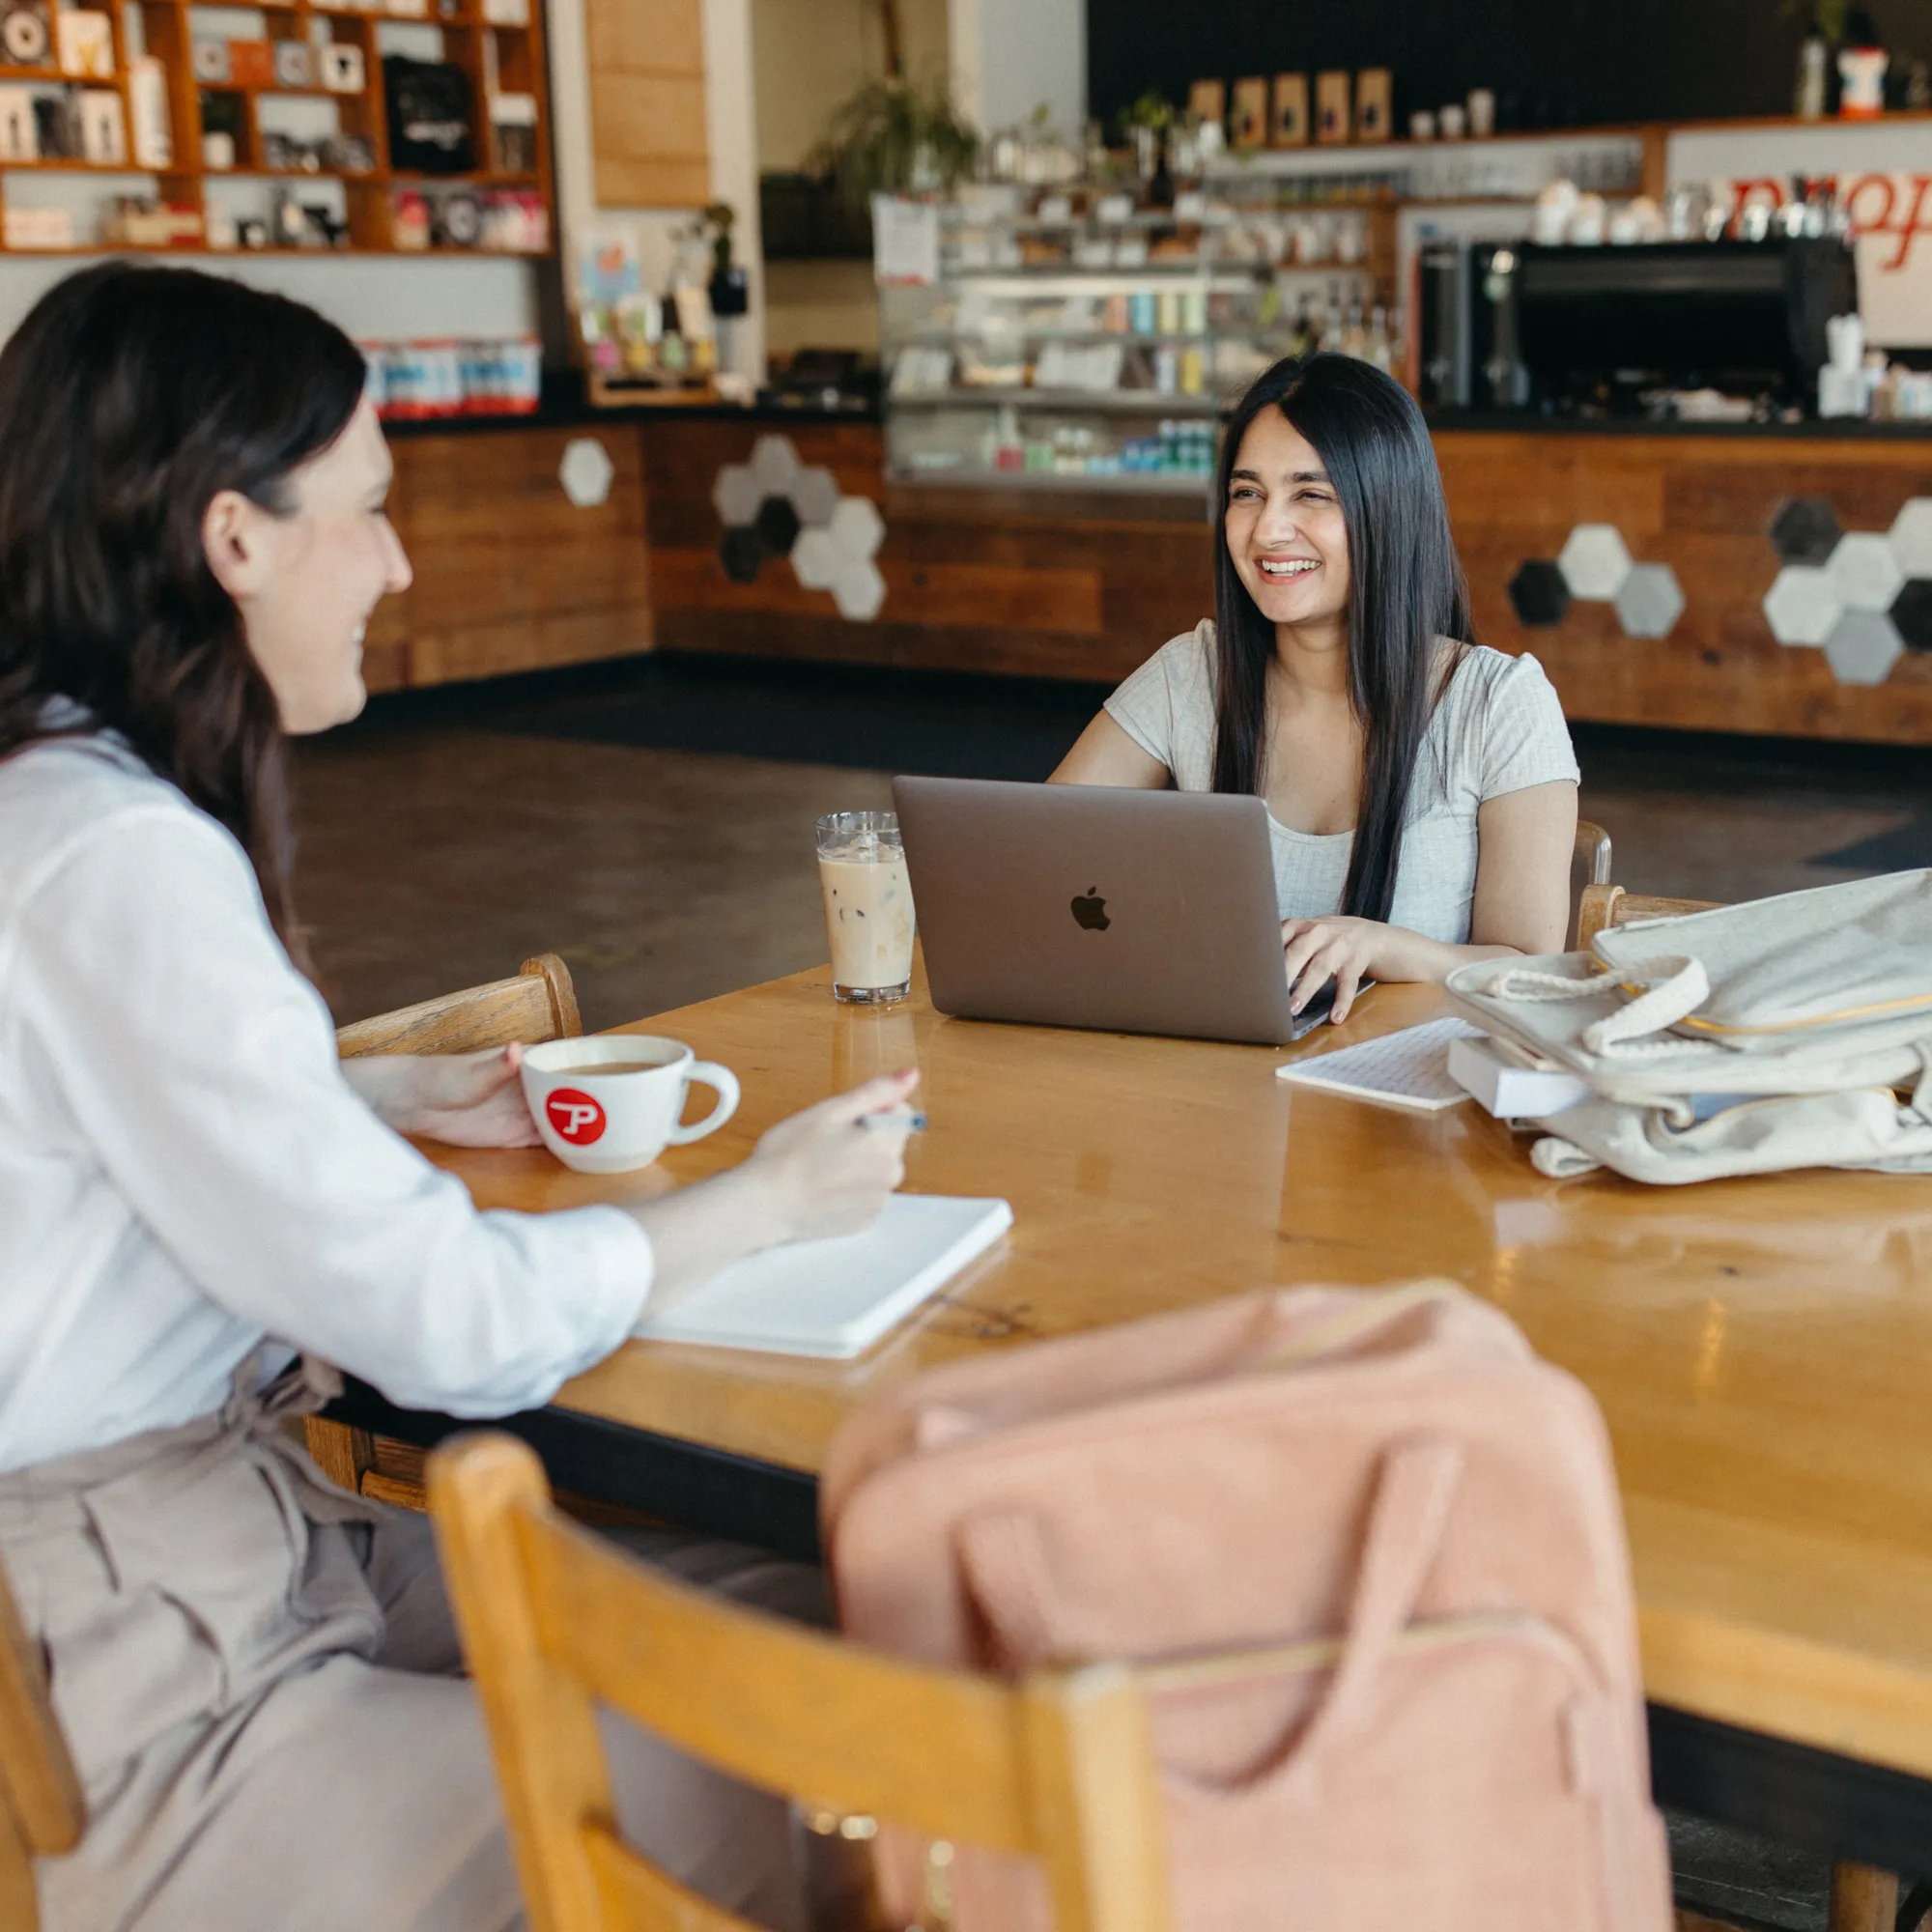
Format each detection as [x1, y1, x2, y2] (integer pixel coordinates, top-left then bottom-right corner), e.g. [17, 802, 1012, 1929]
[1570, 819, 1613, 949]
[309, 953, 583, 1511]
[0, 1558, 84, 1930]
[427, 1432, 1173, 1932]
[1576, 883, 1723, 948]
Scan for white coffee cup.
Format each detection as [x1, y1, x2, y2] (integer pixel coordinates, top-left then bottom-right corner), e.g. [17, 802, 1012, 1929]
[521, 1036, 740, 1175]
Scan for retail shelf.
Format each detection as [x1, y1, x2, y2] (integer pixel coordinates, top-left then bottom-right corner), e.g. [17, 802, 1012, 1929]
[888, 463, 1211, 495]
[889, 386, 1226, 413]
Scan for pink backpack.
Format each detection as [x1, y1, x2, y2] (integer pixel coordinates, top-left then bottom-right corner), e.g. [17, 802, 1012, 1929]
[821, 1281, 1671, 1932]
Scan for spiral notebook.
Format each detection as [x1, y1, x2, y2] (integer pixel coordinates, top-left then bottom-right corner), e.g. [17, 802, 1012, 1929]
[632, 1194, 1013, 1359]
[1275, 1016, 1483, 1114]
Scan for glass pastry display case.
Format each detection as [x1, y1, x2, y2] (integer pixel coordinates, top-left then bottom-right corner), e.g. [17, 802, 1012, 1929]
[878, 188, 1381, 493]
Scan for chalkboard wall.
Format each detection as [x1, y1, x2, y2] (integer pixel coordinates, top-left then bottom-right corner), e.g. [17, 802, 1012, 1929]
[1088, 0, 1925, 135]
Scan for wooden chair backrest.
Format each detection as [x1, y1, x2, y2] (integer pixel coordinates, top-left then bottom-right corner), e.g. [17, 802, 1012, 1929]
[428, 1434, 1174, 1932]
[320, 954, 582, 1507]
[0, 1558, 84, 1931]
[1569, 820, 1613, 948]
[334, 952, 582, 1060]
[1576, 884, 1725, 949]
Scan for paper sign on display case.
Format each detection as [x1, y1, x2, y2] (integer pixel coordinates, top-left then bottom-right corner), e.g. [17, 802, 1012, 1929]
[871, 195, 938, 287]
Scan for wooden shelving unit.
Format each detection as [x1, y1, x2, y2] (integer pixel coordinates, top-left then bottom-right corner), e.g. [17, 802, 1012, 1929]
[0, 0, 554, 253]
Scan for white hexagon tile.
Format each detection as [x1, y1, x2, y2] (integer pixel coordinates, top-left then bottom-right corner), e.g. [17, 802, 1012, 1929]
[830, 556, 887, 621]
[1613, 563, 1685, 639]
[557, 437, 614, 510]
[789, 528, 840, 591]
[1761, 566, 1843, 648]
[749, 433, 801, 496]
[1826, 531, 1905, 613]
[828, 495, 886, 561]
[1889, 497, 1932, 580]
[1823, 611, 1906, 686]
[789, 466, 840, 529]
[1556, 524, 1634, 602]
[710, 462, 760, 527]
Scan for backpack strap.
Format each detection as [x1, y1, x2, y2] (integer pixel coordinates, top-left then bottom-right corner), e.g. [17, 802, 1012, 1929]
[1272, 1435, 1465, 1801]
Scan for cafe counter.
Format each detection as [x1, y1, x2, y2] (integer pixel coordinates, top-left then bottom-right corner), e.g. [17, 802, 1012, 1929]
[366, 400, 1932, 746]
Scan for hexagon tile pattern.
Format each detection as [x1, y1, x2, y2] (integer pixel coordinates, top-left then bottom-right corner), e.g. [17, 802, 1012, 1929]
[1891, 579, 1932, 652]
[1556, 524, 1634, 602]
[1823, 611, 1906, 686]
[1756, 492, 1932, 685]
[1762, 566, 1842, 648]
[1515, 523, 1690, 639]
[1508, 560, 1571, 628]
[1613, 563, 1685, 639]
[709, 434, 891, 619]
[1770, 496, 1842, 565]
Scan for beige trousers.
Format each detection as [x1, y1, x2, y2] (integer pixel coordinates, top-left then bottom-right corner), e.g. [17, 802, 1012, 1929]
[0, 1372, 820, 1932]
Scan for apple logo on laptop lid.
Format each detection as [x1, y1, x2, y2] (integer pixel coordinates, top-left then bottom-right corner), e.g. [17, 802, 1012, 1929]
[1070, 887, 1110, 931]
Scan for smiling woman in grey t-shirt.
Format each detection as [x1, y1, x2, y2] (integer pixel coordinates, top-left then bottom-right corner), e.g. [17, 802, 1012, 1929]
[1052, 353, 1578, 1027]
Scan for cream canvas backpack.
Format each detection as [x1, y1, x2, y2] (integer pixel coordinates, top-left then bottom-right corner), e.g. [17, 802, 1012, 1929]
[1448, 871, 1932, 1183]
[822, 1282, 1672, 1932]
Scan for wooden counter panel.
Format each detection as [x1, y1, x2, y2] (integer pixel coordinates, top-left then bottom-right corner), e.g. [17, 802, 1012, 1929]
[652, 610, 1141, 682]
[1437, 431, 1932, 744]
[642, 416, 1201, 677]
[365, 425, 652, 695]
[651, 548, 1105, 635]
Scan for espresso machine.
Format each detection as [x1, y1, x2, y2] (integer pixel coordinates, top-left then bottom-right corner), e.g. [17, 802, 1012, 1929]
[1420, 236, 1857, 415]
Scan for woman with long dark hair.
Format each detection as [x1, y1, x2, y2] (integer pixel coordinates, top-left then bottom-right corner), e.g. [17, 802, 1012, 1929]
[0, 261, 915, 1928]
[1053, 354, 1578, 1023]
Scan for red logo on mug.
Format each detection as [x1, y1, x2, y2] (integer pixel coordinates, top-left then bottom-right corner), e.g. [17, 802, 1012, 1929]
[545, 1088, 607, 1146]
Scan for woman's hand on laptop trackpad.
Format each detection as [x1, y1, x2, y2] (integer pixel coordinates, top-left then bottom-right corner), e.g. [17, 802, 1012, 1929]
[1281, 916, 1383, 1025]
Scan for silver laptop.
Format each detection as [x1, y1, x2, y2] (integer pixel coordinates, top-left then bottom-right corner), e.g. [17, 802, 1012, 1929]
[893, 776, 1300, 1046]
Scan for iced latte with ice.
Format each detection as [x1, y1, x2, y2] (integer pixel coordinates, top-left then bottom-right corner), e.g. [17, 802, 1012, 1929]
[815, 810, 915, 1005]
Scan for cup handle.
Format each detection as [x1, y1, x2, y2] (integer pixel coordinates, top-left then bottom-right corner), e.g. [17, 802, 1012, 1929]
[668, 1063, 740, 1145]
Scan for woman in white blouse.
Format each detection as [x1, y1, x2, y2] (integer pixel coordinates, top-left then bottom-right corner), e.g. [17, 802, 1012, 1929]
[0, 263, 912, 1929]
[1052, 354, 1579, 1026]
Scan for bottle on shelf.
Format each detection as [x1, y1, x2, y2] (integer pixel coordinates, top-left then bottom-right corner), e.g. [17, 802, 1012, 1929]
[1341, 299, 1367, 361]
[1367, 304, 1392, 373]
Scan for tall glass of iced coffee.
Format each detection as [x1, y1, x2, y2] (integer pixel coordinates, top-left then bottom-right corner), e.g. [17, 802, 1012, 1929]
[815, 810, 915, 1005]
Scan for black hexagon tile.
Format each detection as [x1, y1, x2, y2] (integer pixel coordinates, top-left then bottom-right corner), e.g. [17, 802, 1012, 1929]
[719, 525, 766, 584]
[1891, 579, 1932, 653]
[1770, 497, 1842, 566]
[753, 494, 803, 555]
[1508, 559, 1571, 628]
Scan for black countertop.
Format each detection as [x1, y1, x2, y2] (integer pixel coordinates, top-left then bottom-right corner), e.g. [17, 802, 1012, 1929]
[381, 370, 881, 440]
[1425, 408, 1932, 440]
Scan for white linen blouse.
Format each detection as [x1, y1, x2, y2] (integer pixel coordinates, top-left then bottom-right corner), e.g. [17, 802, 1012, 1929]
[0, 733, 654, 1473]
[1103, 622, 1580, 943]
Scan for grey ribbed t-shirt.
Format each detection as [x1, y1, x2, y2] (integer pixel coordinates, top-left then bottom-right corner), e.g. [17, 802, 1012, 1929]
[1103, 620, 1579, 943]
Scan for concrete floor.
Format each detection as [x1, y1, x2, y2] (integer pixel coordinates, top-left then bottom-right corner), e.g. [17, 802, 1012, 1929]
[289, 650, 1932, 1932]
[294, 650, 1930, 1035]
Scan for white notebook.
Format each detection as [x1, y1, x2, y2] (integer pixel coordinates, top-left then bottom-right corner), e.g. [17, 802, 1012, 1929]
[632, 1194, 1013, 1360]
[1275, 1016, 1483, 1114]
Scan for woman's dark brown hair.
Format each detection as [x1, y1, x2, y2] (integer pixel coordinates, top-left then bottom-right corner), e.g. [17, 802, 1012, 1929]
[1210, 354, 1472, 924]
[0, 260, 369, 952]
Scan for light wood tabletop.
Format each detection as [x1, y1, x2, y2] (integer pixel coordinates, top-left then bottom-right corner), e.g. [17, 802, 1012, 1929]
[424, 963, 1932, 1786]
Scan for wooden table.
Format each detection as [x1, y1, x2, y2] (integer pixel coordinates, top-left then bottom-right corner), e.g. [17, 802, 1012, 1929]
[338, 963, 1932, 1875]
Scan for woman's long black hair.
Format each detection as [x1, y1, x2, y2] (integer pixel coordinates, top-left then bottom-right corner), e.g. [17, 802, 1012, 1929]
[1209, 353, 1472, 923]
[0, 260, 369, 955]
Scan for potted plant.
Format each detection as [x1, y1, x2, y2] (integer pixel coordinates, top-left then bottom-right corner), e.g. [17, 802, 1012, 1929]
[809, 73, 979, 208]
